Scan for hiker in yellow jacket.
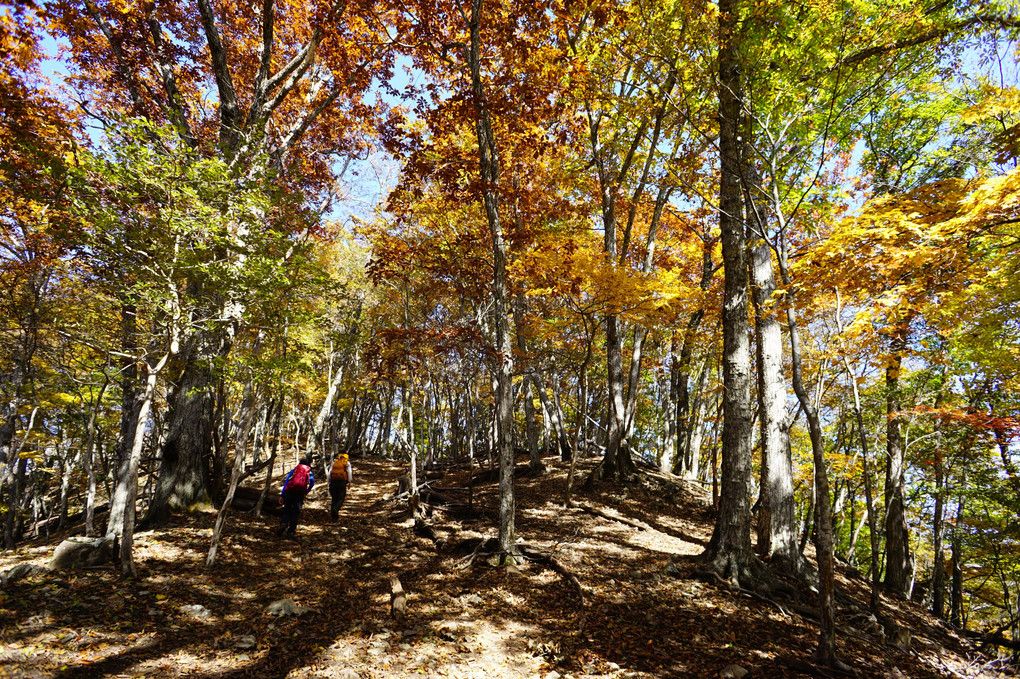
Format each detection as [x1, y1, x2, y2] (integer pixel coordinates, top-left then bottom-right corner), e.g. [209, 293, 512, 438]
[329, 451, 353, 521]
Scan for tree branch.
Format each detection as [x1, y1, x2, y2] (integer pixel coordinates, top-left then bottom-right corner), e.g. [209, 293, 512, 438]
[829, 13, 1020, 74]
[195, 0, 242, 148]
[142, 4, 197, 147]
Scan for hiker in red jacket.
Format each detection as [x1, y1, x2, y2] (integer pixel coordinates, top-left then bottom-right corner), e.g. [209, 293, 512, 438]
[277, 457, 314, 538]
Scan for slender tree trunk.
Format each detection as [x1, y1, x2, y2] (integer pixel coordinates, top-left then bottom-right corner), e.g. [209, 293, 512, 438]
[622, 327, 645, 447]
[404, 384, 418, 492]
[661, 337, 678, 474]
[467, 383, 476, 511]
[83, 376, 110, 537]
[512, 294, 544, 474]
[768, 199, 841, 663]
[119, 352, 169, 577]
[254, 397, 283, 518]
[785, 304, 839, 665]
[114, 303, 141, 519]
[534, 375, 570, 461]
[688, 384, 706, 482]
[565, 371, 588, 507]
[846, 360, 882, 612]
[4, 407, 38, 548]
[307, 341, 347, 461]
[523, 377, 543, 473]
[206, 382, 256, 568]
[884, 327, 913, 597]
[932, 392, 947, 619]
[950, 486, 965, 628]
[603, 316, 627, 478]
[466, 0, 515, 561]
[845, 508, 867, 565]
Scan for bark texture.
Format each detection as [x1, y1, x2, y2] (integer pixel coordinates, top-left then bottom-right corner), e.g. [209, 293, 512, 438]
[884, 329, 913, 597]
[467, 0, 516, 561]
[701, 0, 759, 586]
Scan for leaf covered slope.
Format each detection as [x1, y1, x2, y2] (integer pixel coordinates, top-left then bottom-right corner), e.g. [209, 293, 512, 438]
[0, 455, 997, 679]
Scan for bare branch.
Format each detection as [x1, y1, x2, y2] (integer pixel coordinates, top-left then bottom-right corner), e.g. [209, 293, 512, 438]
[195, 0, 242, 146]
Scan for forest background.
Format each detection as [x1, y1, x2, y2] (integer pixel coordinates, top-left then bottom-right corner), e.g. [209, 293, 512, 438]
[2, 0, 1020, 670]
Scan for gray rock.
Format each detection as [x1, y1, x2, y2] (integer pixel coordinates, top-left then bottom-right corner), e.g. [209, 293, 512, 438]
[1, 562, 49, 586]
[50, 537, 114, 570]
[265, 599, 311, 616]
[179, 604, 213, 620]
[719, 665, 748, 678]
[234, 635, 257, 649]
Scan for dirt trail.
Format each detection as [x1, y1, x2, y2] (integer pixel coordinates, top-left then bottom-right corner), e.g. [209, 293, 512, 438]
[0, 455, 994, 679]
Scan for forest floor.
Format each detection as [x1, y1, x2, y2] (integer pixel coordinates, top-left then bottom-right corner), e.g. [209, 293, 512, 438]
[0, 454, 1007, 679]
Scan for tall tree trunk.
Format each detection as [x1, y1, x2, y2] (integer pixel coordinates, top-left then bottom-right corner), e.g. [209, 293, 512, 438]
[565, 371, 588, 507]
[746, 198, 801, 575]
[254, 397, 283, 518]
[771, 171, 841, 662]
[307, 341, 347, 461]
[701, 0, 760, 586]
[58, 445, 76, 530]
[145, 346, 215, 525]
[884, 327, 913, 597]
[932, 392, 947, 619]
[687, 381, 707, 482]
[113, 302, 141, 529]
[466, 0, 516, 561]
[603, 316, 627, 478]
[523, 377, 543, 473]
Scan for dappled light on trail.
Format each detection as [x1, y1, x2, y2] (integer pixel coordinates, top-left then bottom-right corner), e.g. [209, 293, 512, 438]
[0, 455, 995, 678]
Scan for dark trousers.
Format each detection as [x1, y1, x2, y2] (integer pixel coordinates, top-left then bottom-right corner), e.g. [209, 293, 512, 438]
[329, 479, 348, 520]
[279, 489, 305, 535]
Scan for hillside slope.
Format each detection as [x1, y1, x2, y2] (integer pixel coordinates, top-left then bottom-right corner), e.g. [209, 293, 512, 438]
[0, 455, 1000, 678]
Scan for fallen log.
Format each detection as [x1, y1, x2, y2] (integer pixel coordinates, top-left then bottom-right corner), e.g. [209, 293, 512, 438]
[28, 503, 110, 538]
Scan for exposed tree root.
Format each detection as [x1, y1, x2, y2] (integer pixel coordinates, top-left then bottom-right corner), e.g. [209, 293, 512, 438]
[696, 548, 777, 596]
[690, 568, 793, 618]
[573, 503, 647, 531]
[454, 537, 504, 569]
[779, 655, 858, 676]
[519, 545, 587, 633]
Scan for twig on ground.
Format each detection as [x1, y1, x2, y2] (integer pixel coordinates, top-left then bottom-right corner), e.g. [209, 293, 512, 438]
[574, 503, 647, 531]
